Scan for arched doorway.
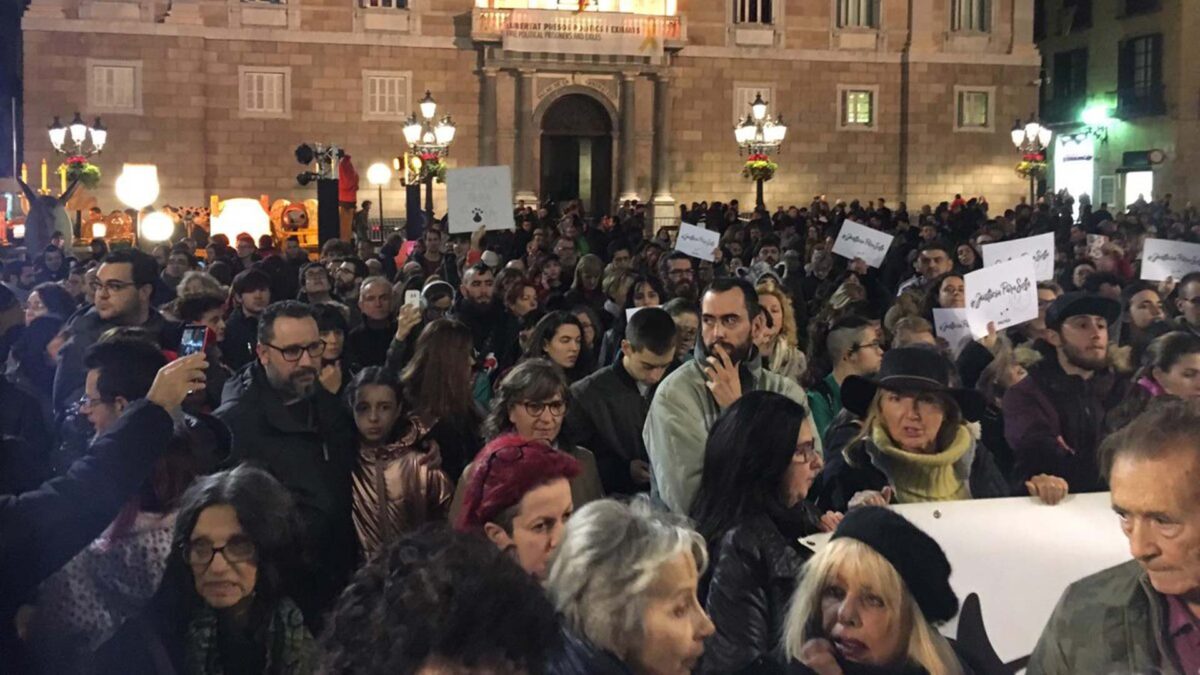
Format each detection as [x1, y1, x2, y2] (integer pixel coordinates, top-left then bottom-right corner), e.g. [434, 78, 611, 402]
[540, 93, 613, 218]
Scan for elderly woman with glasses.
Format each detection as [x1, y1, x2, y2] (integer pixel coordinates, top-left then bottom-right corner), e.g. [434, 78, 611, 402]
[174, 465, 316, 674]
[545, 498, 716, 675]
[450, 359, 604, 523]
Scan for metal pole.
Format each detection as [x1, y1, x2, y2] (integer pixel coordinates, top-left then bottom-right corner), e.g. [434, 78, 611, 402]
[425, 173, 434, 232]
[756, 178, 764, 210]
[377, 184, 384, 237]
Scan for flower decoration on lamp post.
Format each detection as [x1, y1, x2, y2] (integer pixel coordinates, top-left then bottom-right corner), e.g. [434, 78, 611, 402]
[734, 92, 787, 210]
[48, 112, 106, 189]
[1011, 115, 1053, 205]
[402, 90, 456, 229]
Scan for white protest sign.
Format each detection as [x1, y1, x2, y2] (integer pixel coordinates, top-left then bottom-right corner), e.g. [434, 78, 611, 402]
[1140, 237, 1200, 282]
[801, 493, 1130, 665]
[675, 223, 719, 262]
[982, 233, 1055, 281]
[1086, 234, 1108, 260]
[446, 166, 514, 234]
[626, 305, 657, 323]
[964, 257, 1038, 339]
[832, 220, 894, 269]
[933, 308, 972, 358]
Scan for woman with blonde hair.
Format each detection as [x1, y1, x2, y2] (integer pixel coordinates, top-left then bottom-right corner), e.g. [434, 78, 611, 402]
[781, 507, 969, 675]
[756, 281, 808, 383]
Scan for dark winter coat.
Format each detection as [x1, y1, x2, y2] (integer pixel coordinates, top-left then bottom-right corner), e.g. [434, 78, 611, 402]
[700, 510, 818, 675]
[1002, 357, 1121, 493]
[562, 356, 655, 495]
[546, 626, 633, 675]
[220, 308, 259, 372]
[215, 362, 359, 616]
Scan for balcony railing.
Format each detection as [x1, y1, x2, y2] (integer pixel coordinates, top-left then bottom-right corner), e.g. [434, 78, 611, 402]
[1117, 84, 1166, 118]
[472, 7, 686, 48]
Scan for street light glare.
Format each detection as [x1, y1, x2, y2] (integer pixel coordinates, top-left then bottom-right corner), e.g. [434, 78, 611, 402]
[140, 211, 174, 242]
[367, 162, 392, 186]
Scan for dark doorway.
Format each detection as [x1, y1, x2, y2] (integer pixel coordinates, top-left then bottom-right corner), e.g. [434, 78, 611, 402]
[540, 93, 613, 218]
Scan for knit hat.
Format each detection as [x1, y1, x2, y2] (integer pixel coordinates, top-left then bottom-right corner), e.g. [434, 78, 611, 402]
[455, 433, 580, 531]
[832, 506, 958, 624]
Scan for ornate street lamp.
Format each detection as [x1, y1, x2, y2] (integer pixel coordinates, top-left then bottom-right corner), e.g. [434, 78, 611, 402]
[734, 92, 787, 210]
[48, 112, 107, 158]
[403, 90, 456, 230]
[366, 162, 392, 241]
[1011, 115, 1053, 206]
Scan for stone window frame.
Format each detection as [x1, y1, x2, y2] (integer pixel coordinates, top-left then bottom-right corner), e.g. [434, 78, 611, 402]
[727, 0, 785, 47]
[834, 0, 880, 29]
[950, 0, 993, 33]
[362, 70, 413, 122]
[837, 84, 878, 132]
[238, 66, 292, 120]
[953, 85, 995, 133]
[87, 59, 143, 116]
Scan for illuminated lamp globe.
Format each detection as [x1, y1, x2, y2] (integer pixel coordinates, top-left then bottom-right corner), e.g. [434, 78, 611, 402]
[114, 164, 160, 210]
[213, 198, 271, 241]
[92, 222, 107, 239]
[140, 211, 175, 242]
[367, 162, 392, 187]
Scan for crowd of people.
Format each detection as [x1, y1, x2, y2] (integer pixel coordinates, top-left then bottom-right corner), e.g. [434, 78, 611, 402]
[0, 189, 1198, 675]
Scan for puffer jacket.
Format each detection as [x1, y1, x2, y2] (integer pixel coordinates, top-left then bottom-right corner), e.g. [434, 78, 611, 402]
[644, 341, 811, 514]
[700, 510, 818, 675]
[1029, 560, 1181, 675]
[546, 626, 633, 675]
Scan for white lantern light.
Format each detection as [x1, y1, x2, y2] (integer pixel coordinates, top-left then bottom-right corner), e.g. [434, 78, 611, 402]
[1037, 126, 1053, 148]
[419, 91, 437, 120]
[773, 116, 788, 143]
[402, 116, 422, 146]
[12, 224, 25, 239]
[90, 118, 107, 151]
[212, 198, 271, 241]
[114, 164, 160, 210]
[92, 222, 107, 239]
[734, 117, 755, 145]
[435, 116, 456, 145]
[366, 162, 392, 187]
[140, 211, 175, 242]
[1010, 119, 1026, 148]
[1024, 120, 1041, 144]
[47, 117, 67, 151]
[68, 112, 88, 146]
[750, 93, 768, 122]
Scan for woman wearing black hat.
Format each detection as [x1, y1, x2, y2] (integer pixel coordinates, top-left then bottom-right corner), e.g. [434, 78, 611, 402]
[781, 507, 969, 675]
[809, 346, 1012, 513]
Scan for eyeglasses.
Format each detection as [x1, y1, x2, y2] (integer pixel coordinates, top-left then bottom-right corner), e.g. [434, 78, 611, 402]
[849, 340, 883, 353]
[89, 280, 136, 295]
[519, 399, 567, 418]
[78, 393, 110, 411]
[795, 442, 820, 464]
[263, 340, 325, 362]
[183, 535, 257, 568]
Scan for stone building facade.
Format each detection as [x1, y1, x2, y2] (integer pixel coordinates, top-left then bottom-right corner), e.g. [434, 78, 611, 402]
[22, 0, 1040, 223]
[1037, 0, 1197, 208]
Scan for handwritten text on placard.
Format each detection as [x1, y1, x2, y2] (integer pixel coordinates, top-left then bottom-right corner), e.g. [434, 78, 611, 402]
[831, 220, 894, 268]
[674, 223, 719, 262]
[964, 257, 1038, 339]
[982, 233, 1055, 281]
[933, 308, 972, 358]
[1141, 238, 1200, 282]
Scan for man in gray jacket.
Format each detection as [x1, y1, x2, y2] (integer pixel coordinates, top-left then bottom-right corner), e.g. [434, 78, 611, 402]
[644, 277, 809, 514]
[1029, 399, 1200, 675]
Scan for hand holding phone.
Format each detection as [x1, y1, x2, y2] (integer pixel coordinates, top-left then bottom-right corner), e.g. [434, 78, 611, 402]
[179, 324, 211, 357]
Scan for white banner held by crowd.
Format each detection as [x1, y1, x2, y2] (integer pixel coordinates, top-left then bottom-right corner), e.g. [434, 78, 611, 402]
[800, 493, 1130, 664]
[674, 223, 719, 262]
[832, 220, 894, 268]
[1141, 237, 1200, 282]
[933, 308, 972, 358]
[982, 233, 1055, 281]
[964, 257, 1038, 339]
[446, 166, 514, 234]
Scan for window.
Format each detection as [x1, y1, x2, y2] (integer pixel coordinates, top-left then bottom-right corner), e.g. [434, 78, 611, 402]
[1123, 0, 1160, 16]
[362, 0, 407, 6]
[239, 67, 291, 118]
[362, 71, 411, 121]
[955, 87, 993, 131]
[1118, 34, 1164, 117]
[1063, 0, 1092, 30]
[1098, 175, 1116, 207]
[951, 0, 990, 32]
[839, 86, 876, 130]
[837, 0, 878, 28]
[733, 0, 771, 24]
[1047, 48, 1087, 123]
[87, 60, 141, 114]
[733, 84, 776, 125]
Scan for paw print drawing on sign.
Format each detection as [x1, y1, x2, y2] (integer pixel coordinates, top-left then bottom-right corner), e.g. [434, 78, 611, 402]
[472, 207, 484, 223]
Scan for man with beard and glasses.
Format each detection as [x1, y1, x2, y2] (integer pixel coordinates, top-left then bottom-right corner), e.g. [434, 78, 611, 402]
[659, 251, 698, 304]
[215, 300, 358, 616]
[644, 277, 811, 514]
[1004, 292, 1124, 496]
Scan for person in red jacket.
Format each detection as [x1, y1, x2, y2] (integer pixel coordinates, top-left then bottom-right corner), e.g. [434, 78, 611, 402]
[338, 154, 359, 241]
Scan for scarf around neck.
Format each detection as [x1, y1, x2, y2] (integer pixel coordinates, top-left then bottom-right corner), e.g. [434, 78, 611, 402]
[865, 423, 975, 504]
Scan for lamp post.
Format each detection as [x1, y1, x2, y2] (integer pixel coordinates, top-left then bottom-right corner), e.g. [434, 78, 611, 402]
[734, 92, 787, 210]
[402, 91, 456, 232]
[366, 162, 392, 242]
[48, 112, 107, 158]
[1011, 116, 1053, 206]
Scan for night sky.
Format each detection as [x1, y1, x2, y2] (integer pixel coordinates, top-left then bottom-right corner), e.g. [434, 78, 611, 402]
[0, 0, 25, 180]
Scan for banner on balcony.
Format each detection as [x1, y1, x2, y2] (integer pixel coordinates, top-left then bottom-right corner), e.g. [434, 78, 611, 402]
[501, 9, 670, 58]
